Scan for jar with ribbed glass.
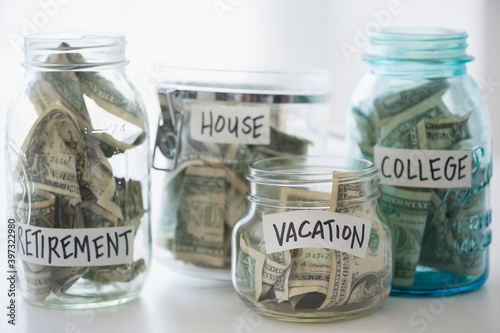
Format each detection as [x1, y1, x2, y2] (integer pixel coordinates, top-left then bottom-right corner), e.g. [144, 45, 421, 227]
[5, 33, 151, 308]
[232, 156, 392, 322]
[346, 27, 492, 296]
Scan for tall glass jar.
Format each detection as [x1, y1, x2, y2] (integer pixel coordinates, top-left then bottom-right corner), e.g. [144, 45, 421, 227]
[232, 156, 392, 322]
[347, 28, 492, 296]
[5, 33, 151, 308]
[152, 67, 331, 280]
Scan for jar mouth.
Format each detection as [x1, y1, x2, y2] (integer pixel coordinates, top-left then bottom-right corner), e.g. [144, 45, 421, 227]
[368, 27, 468, 42]
[155, 65, 332, 98]
[364, 26, 473, 69]
[23, 32, 127, 70]
[248, 155, 378, 185]
[247, 156, 380, 209]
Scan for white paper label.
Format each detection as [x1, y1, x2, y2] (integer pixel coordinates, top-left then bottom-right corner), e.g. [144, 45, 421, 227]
[189, 104, 270, 144]
[262, 210, 372, 258]
[374, 146, 472, 188]
[16, 223, 135, 266]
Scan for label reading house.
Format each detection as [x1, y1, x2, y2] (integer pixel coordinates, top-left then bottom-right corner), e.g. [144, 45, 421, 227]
[190, 104, 270, 144]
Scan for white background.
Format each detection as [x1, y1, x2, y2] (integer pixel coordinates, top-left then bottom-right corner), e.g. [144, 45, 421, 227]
[0, 1, 499, 332]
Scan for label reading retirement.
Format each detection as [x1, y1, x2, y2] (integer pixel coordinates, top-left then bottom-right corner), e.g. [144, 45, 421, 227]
[374, 146, 472, 188]
[262, 211, 372, 258]
[190, 104, 270, 144]
[16, 223, 134, 266]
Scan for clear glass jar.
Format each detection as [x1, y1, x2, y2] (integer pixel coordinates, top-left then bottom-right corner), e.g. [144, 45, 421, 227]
[232, 156, 392, 322]
[347, 27, 492, 296]
[152, 67, 331, 280]
[5, 33, 151, 308]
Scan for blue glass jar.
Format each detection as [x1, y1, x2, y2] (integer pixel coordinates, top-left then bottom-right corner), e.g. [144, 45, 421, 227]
[346, 28, 492, 296]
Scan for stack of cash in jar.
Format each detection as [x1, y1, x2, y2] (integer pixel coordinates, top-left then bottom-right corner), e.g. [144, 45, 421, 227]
[235, 174, 392, 312]
[157, 97, 312, 269]
[17, 43, 147, 301]
[350, 80, 489, 286]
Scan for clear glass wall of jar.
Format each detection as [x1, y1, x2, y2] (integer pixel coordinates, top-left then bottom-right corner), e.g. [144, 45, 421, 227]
[346, 28, 492, 296]
[152, 67, 331, 280]
[232, 156, 392, 322]
[5, 33, 151, 308]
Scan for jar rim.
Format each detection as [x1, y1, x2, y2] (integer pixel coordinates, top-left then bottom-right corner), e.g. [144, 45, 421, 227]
[155, 65, 332, 97]
[248, 155, 378, 185]
[24, 32, 126, 49]
[369, 27, 468, 42]
[364, 26, 473, 76]
[23, 32, 127, 70]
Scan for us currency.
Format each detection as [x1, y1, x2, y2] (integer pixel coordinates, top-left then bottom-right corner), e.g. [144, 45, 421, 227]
[83, 140, 123, 220]
[261, 250, 293, 303]
[287, 248, 331, 302]
[51, 266, 90, 297]
[49, 198, 121, 296]
[76, 71, 145, 130]
[202, 160, 249, 224]
[64, 49, 145, 130]
[378, 185, 431, 286]
[252, 126, 310, 157]
[319, 173, 391, 310]
[379, 99, 451, 148]
[86, 259, 147, 283]
[28, 47, 91, 124]
[159, 161, 203, 246]
[21, 103, 88, 201]
[18, 189, 56, 301]
[416, 112, 472, 149]
[111, 177, 146, 230]
[236, 232, 266, 300]
[177, 116, 226, 165]
[350, 107, 377, 159]
[174, 165, 226, 267]
[64, 45, 146, 153]
[223, 143, 269, 180]
[371, 80, 449, 125]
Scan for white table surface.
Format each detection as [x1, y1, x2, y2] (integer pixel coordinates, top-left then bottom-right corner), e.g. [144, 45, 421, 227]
[2, 161, 499, 333]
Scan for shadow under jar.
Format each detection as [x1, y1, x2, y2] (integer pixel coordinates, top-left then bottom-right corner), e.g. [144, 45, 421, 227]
[6, 33, 151, 308]
[346, 27, 492, 296]
[232, 156, 392, 322]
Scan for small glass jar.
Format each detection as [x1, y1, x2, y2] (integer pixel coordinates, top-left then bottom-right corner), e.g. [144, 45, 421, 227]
[347, 28, 492, 296]
[5, 33, 151, 308]
[232, 156, 392, 322]
[152, 67, 331, 280]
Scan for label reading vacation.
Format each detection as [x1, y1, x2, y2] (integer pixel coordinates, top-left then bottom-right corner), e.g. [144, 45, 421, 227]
[262, 210, 372, 258]
[374, 146, 472, 188]
[16, 223, 134, 266]
[189, 104, 270, 144]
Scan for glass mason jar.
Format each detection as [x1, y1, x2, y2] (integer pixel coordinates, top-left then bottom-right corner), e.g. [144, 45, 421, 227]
[152, 67, 331, 280]
[5, 33, 151, 308]
[346, 28, 492, 296]
[232, 156, 392, 322]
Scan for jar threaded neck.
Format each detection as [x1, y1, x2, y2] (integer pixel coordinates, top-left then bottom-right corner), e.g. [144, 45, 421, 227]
[247, 156, 379, 209]
[23, 33, 127, 70]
